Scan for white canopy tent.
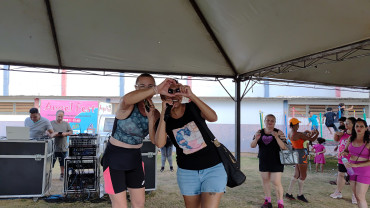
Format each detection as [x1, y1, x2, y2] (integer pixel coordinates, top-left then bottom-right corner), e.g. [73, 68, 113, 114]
[1, 0, 370, 161]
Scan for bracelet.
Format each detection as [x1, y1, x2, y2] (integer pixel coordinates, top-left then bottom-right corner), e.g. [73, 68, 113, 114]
[153, 86, 158, 95]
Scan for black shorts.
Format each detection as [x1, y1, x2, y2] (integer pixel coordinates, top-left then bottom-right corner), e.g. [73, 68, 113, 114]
[259, 156, 284, 172]
[103, 164, 145, 194]
[338, 163, 347, 173]
[296, 149, 308, 164]
[53, 152, 67, 167]
[102, 142, 145, 194]
[325, 123, 339, 132]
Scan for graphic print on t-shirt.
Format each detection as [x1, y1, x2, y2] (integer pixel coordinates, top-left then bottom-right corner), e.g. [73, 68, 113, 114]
[172, 121, 207, 155]
[262, 135, 273, 145]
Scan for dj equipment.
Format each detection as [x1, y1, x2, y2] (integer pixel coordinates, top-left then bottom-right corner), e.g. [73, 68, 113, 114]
[65, 134, 99, 194]
[0, 139, 54, 198]
[64, 158, 98, 193]
[69, 134, 97, 157]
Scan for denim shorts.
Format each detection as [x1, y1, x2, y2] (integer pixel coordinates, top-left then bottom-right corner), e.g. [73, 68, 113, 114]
[177, 163, 227, 196]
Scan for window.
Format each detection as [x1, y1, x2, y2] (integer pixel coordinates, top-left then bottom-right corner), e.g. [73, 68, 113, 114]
[0, 102, 34, 115]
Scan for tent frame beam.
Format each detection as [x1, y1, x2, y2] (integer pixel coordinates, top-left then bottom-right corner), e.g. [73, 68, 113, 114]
[189, 0, 238, 76]
[44, 0, 63, 68]
[241, 39, 370, 81]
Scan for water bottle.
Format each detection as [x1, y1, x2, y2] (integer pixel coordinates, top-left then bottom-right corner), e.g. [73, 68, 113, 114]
[341, 157, 354, 175]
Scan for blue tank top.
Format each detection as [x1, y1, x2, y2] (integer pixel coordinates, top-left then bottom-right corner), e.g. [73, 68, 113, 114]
[112, 104, 149, 145]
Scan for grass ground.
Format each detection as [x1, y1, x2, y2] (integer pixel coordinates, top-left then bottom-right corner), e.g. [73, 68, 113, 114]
[0, 153, 368, 208]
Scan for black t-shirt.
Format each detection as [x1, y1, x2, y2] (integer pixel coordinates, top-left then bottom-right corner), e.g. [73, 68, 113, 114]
[257, 128, 281, 160]
[256, 128, 284, 172]
[324, 112, 336, 125]
[165, 102, 221, 170]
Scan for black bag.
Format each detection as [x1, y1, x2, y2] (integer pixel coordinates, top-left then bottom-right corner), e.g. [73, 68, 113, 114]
[189, 104, 246, 188]
[213, 139, 246, 187]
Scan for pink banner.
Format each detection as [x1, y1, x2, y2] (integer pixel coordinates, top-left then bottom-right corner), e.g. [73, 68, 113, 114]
[40, 100, 98, 122]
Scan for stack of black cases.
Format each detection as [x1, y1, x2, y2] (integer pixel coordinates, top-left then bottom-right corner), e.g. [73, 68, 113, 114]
[0, 139, 54, 199]
[64, 134, 99, 194]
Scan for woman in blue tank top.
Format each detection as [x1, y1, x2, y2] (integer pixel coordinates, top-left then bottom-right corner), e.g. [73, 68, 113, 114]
[101, 73, 176, 208]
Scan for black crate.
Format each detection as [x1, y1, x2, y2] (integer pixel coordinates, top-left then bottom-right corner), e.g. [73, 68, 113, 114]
[0, 139, 54, 198]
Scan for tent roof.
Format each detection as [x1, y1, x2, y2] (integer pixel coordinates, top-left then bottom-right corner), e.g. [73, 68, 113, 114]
[0, 0, 370, 88]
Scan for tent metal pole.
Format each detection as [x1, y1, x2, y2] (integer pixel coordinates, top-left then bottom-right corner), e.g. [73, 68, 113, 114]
[235, 77, 241, 166]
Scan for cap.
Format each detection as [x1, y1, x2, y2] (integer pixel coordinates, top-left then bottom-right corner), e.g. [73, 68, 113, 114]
[289, 118, 301, 125]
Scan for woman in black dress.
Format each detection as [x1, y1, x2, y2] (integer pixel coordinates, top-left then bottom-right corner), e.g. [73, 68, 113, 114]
[251, 114, 287, 208]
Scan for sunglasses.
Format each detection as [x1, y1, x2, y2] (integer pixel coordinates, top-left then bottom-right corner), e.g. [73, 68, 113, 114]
[168, 88, 180, 94]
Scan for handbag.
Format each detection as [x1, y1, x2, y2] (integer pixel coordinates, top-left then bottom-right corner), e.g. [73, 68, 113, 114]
[189, 104, 246, 188]
[213, 139, 247, 187]
[279, 144, 299, 165]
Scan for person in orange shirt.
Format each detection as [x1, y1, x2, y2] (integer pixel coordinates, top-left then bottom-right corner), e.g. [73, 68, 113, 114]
[285, 118, 319, 203]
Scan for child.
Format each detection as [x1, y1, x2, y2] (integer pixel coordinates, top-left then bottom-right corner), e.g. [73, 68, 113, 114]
[323, 108, 338, 134]
[308, 111, 319, 130]
[313, 137, 326, 172]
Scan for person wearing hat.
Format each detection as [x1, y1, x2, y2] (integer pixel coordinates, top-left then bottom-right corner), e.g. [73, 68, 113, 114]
[285, 118, 319, 203]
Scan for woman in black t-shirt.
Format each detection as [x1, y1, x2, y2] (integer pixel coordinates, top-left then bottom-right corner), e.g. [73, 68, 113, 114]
[251, 114, 287, 208]
[155, 82, 226, 208]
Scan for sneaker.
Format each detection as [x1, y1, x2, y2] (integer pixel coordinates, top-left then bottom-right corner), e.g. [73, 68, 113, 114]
[277, 204, 284, 208]
[260, 200, 272, 208]
[352, 194, 357, 204]
[297, 194, 309, 203]
[170, 166, 174, 172]
[59, 174, 64, 181]
[330, 192, 343, 199]
[285, 193, 295, 200]
[160, 167, 164, 172]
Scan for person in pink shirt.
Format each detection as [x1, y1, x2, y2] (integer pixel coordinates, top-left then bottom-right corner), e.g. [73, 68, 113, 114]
[341, 118, 370, 208]
[330, 117, 357, 204]
[313, 138, 326, 172]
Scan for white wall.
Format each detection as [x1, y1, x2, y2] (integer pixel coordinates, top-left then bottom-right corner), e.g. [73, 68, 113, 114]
[196, 98, 285, 125]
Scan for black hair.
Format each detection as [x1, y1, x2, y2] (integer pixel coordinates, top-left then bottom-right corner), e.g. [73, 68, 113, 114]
[339, 103, 344, 107]
[350, 118, 370, 143]
[327, 107, 332, 111]
[347, 117, 357, 126]
[29, 108, 39, 114]
[338, 117, 347, 122]
[317, 137, 326, 144]
[135, 73, 155, 84]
